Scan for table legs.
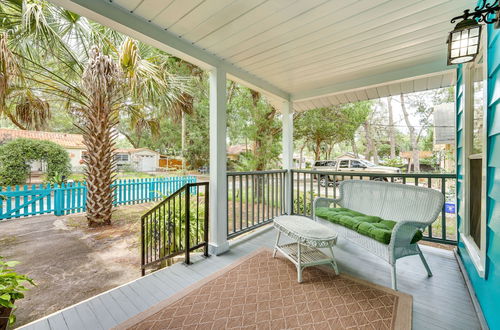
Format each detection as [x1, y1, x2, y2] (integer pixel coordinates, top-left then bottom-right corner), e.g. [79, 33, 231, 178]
[297, 242, 302, 283]
[329, 246, 339, 275]
[273, 227, 338, 283]
[273, 231, 281, 258]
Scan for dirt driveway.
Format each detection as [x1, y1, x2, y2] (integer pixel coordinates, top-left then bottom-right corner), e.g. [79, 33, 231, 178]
[0, 204, 152, 327]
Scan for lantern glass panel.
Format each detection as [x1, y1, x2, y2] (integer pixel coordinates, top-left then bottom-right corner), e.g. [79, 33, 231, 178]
[448, 22, 481, 65]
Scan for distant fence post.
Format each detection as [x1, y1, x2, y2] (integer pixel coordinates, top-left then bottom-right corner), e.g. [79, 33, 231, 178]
[149, 179, 155, 201]
[54, 184, 63, 216]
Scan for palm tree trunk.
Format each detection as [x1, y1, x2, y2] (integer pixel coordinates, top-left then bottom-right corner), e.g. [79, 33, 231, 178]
[83, 115, 116, 226]
[82, 47, 120, 227]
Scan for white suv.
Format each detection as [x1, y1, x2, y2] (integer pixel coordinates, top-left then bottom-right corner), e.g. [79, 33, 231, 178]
[313, 158, 401, 186]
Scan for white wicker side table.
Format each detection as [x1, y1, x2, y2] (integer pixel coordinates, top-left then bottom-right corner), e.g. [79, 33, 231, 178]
[273, 215, 338, 282]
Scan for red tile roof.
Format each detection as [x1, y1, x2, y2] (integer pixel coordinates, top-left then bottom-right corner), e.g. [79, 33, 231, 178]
[115, 148, 159, 154]
[0, 128, 85, 149]
[227, 144, 252, 155]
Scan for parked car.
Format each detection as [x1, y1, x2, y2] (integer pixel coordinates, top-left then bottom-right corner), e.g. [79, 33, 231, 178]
[312, 158, 401, 186]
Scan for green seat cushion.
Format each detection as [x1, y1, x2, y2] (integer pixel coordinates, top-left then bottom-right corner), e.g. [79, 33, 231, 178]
[315, 207, 423, 245]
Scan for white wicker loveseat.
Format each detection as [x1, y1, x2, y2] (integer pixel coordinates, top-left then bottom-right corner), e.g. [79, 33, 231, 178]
[313, 180, 444, 290]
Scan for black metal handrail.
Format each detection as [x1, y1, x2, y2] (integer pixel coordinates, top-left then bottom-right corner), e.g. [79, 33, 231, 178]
[292, 169, 456, 179]
[141, 182, 209, 275]
[290, 169, 457, 245]
[227, 170, 287, 239]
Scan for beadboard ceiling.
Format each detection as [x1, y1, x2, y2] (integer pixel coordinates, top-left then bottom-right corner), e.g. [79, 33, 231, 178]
[51, 0, 471, 110]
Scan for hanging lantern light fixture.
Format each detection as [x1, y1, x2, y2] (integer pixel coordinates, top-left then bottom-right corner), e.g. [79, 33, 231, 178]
[447, 19, 481, 65]
[447, 0, 499, 65]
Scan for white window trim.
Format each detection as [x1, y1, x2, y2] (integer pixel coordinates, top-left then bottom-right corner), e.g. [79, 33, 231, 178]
[460, 26, 488, 278]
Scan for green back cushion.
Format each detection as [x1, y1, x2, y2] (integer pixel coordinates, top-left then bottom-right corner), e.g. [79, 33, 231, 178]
[315, 207, 423, 245]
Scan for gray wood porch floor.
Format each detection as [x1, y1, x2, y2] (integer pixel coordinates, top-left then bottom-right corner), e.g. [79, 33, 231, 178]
[19, 227, 480, 330]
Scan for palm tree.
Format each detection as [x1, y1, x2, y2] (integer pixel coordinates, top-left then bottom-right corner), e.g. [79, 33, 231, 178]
[0, 0, 192, 226]
[78, 47, 121, 226]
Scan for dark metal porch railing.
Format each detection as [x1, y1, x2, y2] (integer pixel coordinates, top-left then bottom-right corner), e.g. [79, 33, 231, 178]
[141, 182, 209, 276]
[227, 170, 287, 239]
[291, 169, 457, 245]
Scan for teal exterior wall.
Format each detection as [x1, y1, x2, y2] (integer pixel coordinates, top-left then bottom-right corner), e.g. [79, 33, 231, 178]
[456, 21, 500, 328]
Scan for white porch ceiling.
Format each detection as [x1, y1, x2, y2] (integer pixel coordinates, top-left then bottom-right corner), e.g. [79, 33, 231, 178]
[293, 69, 457, 111]
[51, 0, 471, 110]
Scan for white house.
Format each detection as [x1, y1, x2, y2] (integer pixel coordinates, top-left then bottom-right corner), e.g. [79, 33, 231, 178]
[0, 129, 160, 172]
[0, 128, 86, 172]
[114, 148, 160, 172]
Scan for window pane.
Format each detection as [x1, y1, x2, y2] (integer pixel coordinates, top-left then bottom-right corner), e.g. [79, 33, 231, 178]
[351, 160, 364, 168]
[115, 154, 129, 161]
[471, 58, 484, 154]
[469, 158, 482, 247]
[339, 160, 349, 168]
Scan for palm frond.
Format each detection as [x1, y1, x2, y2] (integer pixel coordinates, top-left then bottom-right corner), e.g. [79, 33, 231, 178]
[14, 89, 50, 129]
[0, 32, 23, 114]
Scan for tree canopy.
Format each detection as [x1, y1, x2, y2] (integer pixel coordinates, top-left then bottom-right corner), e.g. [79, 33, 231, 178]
[294, 102, 371, 160]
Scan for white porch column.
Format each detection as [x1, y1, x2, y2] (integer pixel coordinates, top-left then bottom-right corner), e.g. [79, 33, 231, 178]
[208, 67, 229, 255]
[281, 100, 294, 214]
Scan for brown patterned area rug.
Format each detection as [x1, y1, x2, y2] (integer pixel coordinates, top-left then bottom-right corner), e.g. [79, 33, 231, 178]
[116, 248, 412, 330]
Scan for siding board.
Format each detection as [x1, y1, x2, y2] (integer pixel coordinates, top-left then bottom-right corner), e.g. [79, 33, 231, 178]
[457, 20, 500, 329]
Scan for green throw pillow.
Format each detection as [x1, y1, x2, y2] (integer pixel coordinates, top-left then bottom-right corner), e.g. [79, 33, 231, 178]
[315, 207, 423, 245]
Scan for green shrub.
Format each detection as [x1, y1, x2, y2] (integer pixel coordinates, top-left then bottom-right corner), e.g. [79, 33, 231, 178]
[0, 258, 35, 325]
[380, 157, 405, 169]
[0, 138, 71, 186]
[144, 193, 206, 269]
[293, 191, 317, 216]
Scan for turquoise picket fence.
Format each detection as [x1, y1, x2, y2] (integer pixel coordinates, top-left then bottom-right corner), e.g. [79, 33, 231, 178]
[0, 176, 196, 220]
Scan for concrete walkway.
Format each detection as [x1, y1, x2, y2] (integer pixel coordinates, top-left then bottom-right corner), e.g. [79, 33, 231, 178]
[0, 214, 139, 327]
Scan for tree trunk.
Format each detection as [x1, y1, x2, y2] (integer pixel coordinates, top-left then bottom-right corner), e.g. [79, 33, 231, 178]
[299, 144, 305, 169]
[351, 137, 358, 158]
[387, 96, 396, 158]
[326, 143, 334, 160]
[363, 121, 378, 164]
[121, 132, 139, 148]
[181, 111, 186, 172]
[314, 139, 321, 161]
[249, 90, 279, 171]
[363, 122, 371, 160]
[250, 91, 264, 171]
[400, 93, 420, 172]
[82, 47, 120, 227]
[83, 108, 116, 226]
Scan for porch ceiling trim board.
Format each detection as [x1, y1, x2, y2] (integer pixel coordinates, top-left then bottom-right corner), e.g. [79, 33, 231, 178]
[291, 59, 453, 101]
[49, 0, 290, 102]
[291, 61, 457, 111]
[292, 72, 457, 112]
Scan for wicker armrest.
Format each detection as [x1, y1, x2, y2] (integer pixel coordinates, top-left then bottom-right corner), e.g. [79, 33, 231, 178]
[313, 197, 342, 217]
[389, 220, 429, 249]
